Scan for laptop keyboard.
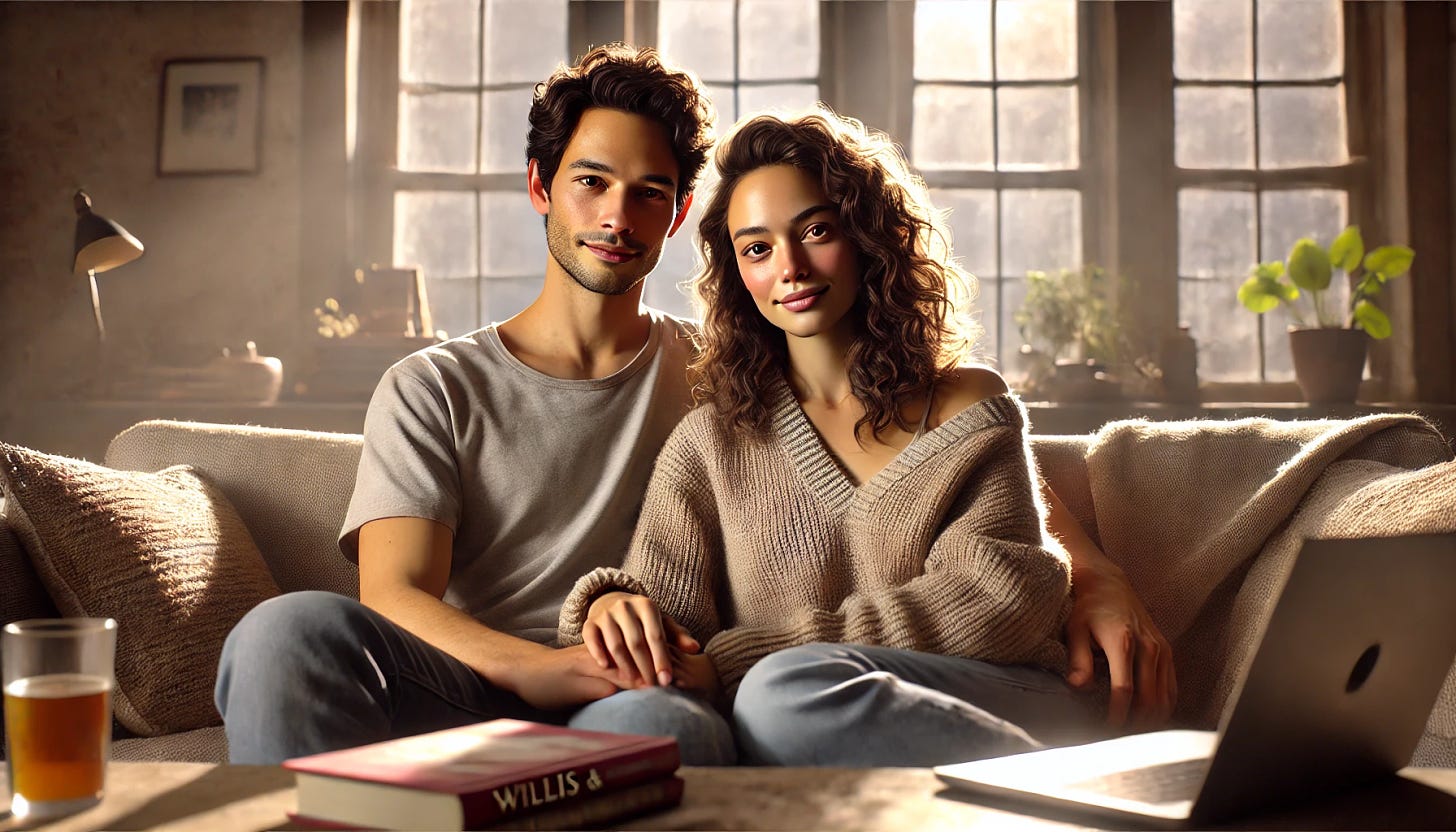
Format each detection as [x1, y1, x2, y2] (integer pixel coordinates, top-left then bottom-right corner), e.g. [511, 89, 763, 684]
[1064, 757, 1212, 804]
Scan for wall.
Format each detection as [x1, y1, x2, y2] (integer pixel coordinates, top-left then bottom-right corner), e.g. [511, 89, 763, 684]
[0, 1, 304, 415]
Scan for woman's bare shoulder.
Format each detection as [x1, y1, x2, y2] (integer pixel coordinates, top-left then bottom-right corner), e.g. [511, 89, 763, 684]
[930, 365, 1010, 428]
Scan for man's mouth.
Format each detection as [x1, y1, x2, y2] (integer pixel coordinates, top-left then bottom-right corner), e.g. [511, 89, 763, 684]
[581, 241, 641, 264]
[775, 285, 828, 312]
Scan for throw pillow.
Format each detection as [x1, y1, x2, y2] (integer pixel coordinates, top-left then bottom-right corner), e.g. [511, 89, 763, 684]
[0, 442, 280, 736]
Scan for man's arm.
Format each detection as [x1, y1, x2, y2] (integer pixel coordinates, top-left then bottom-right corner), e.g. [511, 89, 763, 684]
[357, 516, 630, 709]
[1042, 485, 1178, 729]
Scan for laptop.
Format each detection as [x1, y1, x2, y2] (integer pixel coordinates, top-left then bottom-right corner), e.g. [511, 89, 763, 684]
[935, 533, 1456, 827]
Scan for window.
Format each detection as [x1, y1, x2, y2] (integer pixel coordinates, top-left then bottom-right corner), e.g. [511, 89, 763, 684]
[912, 0, 1085, 377]
[364, 1, 1387, 394]
[1172, 0, 1351, 383]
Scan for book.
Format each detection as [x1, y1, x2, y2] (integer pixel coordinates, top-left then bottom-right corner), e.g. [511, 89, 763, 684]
[290, 775, 686, 831]
[283, 718, 681, 830]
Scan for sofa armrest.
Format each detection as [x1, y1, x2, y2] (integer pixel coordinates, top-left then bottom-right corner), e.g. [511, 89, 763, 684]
[105, 420, 362, 598]
[1029, 435, 1099, 550]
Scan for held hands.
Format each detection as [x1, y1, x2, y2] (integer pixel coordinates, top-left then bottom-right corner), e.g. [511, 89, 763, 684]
[506, 643, 639, 710]
[1064, 560, 1178, 730]
[583, 591, 701, 688]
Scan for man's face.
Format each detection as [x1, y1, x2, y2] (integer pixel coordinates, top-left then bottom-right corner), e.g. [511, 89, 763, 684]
[533, 108, 684, 296]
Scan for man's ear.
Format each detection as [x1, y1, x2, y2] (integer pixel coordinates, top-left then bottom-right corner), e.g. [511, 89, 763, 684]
[667, 191, 694, 238]
[527, 159, 550, 217]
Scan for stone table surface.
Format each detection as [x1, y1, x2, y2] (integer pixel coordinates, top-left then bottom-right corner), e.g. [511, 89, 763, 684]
[3, 762, 1456, 831]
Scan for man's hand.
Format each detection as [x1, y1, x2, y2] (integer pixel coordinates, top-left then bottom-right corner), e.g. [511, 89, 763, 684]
[671, 648, 723, 710]
[584, 591, 700, 688]
[504, 643, 639, 710]
[1065, 560, 1177, 729]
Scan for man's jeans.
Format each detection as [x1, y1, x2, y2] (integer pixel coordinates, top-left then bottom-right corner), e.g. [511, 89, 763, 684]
[215, 591, 736, 765]
[732, 642, 1097, 767]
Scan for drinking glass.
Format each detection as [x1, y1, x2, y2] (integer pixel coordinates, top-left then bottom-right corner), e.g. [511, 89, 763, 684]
[2, 618, 117, 821]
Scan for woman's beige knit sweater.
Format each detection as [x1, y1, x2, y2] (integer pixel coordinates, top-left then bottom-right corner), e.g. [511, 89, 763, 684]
[559, 380, 1072, 692]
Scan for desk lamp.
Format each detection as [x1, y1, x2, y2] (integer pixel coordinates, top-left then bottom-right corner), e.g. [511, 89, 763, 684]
[73, 189, 144, 342]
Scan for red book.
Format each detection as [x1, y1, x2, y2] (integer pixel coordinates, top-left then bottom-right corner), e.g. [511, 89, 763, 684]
[283, 719, 681, 830]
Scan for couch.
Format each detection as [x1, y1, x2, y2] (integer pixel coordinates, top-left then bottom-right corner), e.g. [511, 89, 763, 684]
[1, 416, 1454, 766]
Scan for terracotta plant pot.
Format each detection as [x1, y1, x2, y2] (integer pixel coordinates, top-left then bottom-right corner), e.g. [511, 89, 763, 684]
[1288, 327, 1368, 404]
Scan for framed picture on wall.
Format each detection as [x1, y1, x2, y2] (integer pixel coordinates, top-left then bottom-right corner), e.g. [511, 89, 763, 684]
[157, 58, 264, 175]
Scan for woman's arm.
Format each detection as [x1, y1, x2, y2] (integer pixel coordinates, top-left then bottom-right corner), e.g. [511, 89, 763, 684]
[557, 429, 726, 685]
[1043, 485, 1177, 728]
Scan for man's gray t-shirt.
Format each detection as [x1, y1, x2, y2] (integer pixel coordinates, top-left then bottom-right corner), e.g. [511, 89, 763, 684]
[340, 310, 697, 645]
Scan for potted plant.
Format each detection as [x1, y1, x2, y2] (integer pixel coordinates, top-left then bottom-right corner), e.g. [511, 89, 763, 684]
[1014, 264, 1136, 401]
[1237, 226, 1414, 403]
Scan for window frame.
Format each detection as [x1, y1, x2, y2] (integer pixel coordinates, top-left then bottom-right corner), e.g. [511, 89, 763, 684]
[351, 0, 1412, 401]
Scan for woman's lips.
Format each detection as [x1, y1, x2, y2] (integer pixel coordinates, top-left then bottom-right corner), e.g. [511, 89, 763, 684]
[777, 286, 828, 312]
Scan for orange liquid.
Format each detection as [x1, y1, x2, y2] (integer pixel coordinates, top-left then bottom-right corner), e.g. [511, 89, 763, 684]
[4, 674, 111, 803]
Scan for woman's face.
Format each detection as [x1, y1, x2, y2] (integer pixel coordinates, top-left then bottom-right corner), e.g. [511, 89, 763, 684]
[725, 164, 860, 341]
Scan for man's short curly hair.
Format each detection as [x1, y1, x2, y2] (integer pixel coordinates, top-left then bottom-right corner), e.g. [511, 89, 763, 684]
[691, 106, 980, 440]
[527, 43, 715, 213]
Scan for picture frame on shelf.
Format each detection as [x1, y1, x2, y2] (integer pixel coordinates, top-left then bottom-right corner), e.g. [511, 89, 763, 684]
[157, 58, 264, 175]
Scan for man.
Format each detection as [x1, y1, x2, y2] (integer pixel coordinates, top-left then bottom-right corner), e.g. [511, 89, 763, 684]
[216, 43, 1173, 767]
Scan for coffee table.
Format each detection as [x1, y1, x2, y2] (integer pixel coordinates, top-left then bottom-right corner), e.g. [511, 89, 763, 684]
[4, 762, 1456, 831]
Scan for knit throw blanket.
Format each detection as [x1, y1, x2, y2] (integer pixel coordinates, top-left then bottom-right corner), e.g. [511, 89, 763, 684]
[1083, 413, 1456, 734]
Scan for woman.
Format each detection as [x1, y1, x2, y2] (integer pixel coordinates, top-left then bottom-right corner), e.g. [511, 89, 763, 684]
[559, 107, 1098, 766]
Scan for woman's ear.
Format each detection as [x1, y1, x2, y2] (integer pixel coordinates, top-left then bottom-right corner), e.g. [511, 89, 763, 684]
[527, 159, 551, 216]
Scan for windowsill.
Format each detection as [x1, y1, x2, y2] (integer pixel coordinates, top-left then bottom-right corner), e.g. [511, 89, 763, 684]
[1022, 399, 1456, 441]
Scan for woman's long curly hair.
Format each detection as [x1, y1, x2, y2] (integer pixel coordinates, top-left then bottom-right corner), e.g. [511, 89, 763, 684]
[690, 107, 979, 440]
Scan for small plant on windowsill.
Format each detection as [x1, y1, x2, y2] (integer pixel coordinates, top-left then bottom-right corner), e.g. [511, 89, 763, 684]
[1014, 264, 1143, 402]
[314, 297, 360, 339]
[1237, 226, 1414, 403]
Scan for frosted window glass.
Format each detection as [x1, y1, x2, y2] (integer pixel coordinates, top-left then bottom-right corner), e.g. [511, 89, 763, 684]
[737, 84, 821, 119]
[483, 0, 567, 85]
[738, 0, 819, 80]
[395, 191, 477, 280]
[914, 0, 992, 81]
[402, 0, 479, 86]
[977, 278, 1002, 368]
[705, 84, 737, 135]
[1258, 85, 1348, 169]
[930, 188, 998, 280]
[1177, 188, 1255, 278]
[1258, 0, 1342, 81]
[1000, 276, 1030, 376]
[995, 0, 1077, 81]
[399, 92, 478, 173]
[1173, 0, 1252, 81]
[424, 277, 478, 339]
[1180, 278, 1260, 381]
[1175, 87, 1254, 169]
[658, 0, 736, 82]
[912, 85, 993, 170]
[479, 88, 534, 174]
[997, 85, 1079, 171]
[1000, 189, 1081, 277]
[480, 276, 542, 325]
[479, 191, 545, 276]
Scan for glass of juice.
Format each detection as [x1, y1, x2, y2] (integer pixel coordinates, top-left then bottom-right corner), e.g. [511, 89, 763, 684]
[2, 618, 117, 821]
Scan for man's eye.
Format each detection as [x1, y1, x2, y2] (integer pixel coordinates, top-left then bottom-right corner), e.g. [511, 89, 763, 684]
[641, 188, 667, 201]
[578, 175, 602, 188]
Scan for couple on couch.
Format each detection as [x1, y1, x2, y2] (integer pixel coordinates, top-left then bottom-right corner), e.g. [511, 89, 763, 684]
[215, 44, 1174, 768]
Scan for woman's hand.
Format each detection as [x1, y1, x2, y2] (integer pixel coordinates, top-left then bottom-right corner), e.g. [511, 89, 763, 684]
[671, 649, 724, 709]
[1065, 560, 1177, 729]
[583, 591, 700, 688]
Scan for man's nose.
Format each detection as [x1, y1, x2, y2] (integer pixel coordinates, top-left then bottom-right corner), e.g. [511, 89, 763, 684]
[598, 187, 634, 236]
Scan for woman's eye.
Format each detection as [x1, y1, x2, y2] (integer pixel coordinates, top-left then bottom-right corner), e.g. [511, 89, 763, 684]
[742, 242, 769, 258]
[805, 223, 830, 240]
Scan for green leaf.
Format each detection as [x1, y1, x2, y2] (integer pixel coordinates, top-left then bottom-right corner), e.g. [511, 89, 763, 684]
[1238, 275, 1283, 313]
[1287, 238, 1332, 291]
[1329, 225, 1364, 272]
[1363, 245, 1414, 279]
[1251, 260, 1285, 281]
[1352, 300, 1391, 339]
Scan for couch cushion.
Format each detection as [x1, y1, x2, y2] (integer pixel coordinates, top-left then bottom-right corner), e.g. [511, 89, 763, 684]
[0, 443, 280, 737]
[105, 420, 362, 597]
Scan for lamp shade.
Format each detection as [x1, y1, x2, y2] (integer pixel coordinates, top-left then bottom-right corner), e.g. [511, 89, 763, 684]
[73, 190, 143, 276]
